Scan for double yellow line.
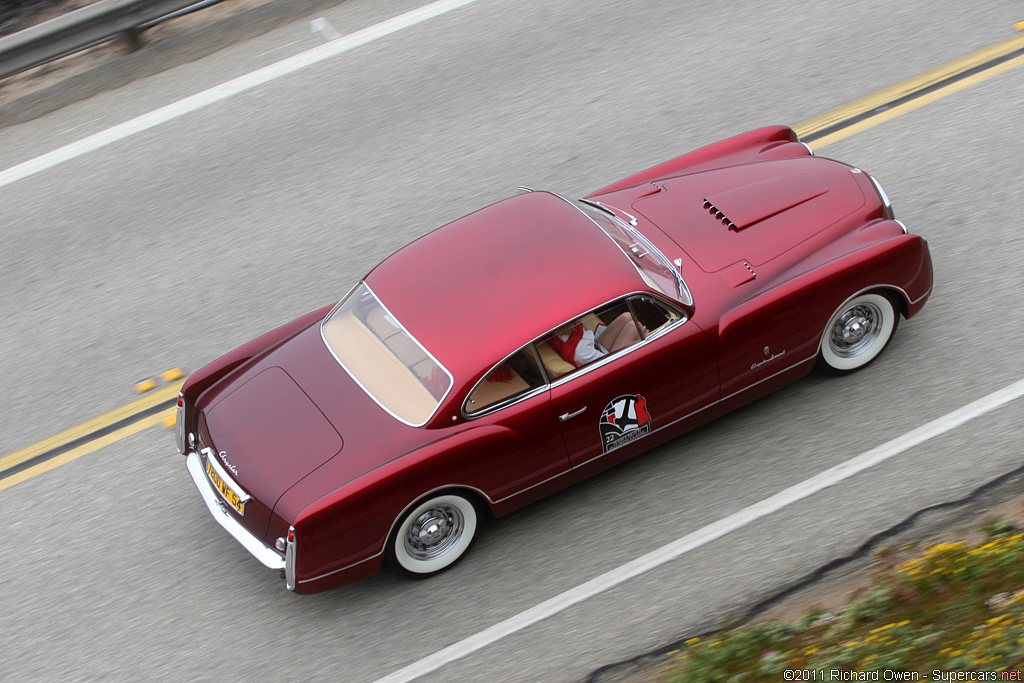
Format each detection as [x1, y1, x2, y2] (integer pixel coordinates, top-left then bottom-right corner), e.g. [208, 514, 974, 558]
[2, 27, 1024, 492]
[795, 31, 1024, 148]
[0, 381, 182, 492]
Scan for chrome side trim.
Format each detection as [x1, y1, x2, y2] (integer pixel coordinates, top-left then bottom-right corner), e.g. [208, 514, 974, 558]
[909, 283, 931, 306]
[298, 481, 495, 585]
[185, 451, 285, 571]
[719, 355, 817, 403]
[564, 355, 817, 471]
[827, 282, 922, 312]
[489, 467, 574, 505]
[298, 549, 384, 585]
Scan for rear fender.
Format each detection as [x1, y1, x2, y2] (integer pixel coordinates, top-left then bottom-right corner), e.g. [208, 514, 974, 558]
[290, 424, 534, 590]
[588, 126, 805, 197]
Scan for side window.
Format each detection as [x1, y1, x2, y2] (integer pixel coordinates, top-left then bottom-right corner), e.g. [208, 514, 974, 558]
[465, 347, 546, 415]
[628, 295, 682, 336]
[536, 300, 643, 379]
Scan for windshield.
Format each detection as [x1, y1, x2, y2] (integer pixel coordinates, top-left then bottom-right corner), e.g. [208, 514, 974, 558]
[578, 202, 693, 305]
[321, 283, 452, 426]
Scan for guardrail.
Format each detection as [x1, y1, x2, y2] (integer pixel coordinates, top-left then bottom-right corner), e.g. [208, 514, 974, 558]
[0, 0, 225, 80]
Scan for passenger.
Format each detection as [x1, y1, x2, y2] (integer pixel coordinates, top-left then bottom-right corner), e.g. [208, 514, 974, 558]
[550, 312, 647, 368]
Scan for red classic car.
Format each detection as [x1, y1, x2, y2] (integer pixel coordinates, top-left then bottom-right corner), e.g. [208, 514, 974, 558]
[178, 126, 932, 593]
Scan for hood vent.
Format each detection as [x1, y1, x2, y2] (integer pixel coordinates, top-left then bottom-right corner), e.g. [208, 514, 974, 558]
[702, 171, 829, 231]
[703, 198, 738, 230]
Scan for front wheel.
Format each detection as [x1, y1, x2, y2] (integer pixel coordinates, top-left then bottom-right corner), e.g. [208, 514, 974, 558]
[817, 292, 899, 374]
[386, 493, 479, 578]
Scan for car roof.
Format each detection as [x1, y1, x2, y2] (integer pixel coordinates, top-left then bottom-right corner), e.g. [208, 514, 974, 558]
[365, 191, 646, 385]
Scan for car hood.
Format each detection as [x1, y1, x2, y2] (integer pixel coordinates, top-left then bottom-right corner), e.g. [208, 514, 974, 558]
[632, 158, 866, 273]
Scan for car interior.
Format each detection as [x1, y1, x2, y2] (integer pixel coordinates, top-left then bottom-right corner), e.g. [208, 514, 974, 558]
[464, 296, 681, 416]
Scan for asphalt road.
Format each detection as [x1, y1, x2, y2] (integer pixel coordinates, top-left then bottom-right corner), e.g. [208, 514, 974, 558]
[1, 0, 1023, 681]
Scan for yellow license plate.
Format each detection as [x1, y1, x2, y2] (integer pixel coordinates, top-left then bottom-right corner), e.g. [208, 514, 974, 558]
[206, 458, 246, 515]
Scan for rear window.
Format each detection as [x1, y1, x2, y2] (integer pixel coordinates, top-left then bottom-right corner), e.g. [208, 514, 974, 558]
[321, 283, 452, 426]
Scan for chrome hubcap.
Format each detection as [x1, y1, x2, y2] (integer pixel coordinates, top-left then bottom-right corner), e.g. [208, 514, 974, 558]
[405, 504, 464, 560]
[830, 303, 882, 358]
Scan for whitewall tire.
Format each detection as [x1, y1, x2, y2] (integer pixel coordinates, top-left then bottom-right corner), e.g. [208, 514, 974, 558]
[817, 292, 899, 374]
[387, 493, 479, 578]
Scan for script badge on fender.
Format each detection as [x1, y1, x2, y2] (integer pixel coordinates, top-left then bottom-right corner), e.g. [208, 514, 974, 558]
[599, 394, 652, 453]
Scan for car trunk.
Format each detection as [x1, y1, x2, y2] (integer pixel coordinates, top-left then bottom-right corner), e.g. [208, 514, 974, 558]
[196, 324, 432, 541]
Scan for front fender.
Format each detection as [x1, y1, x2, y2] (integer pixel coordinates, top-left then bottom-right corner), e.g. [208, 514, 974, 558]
[720, 233, 932, 347]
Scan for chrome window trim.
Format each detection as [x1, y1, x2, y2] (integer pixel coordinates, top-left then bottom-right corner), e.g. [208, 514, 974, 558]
[462, 293, 687, 419]
[798, 141, 815, 156]
[462, 382, 549, 420]
[544, 293, 687, 390]
[462, 343, 548, 418]
[185, 451, 285, 570]
[320, 281, 454, 428]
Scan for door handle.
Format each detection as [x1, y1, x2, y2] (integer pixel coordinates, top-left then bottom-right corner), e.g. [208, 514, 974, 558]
[559, 406, 587, 421]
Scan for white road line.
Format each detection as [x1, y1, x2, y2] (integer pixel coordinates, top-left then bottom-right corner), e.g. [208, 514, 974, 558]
[375, 377, 1024, 683]
[311, 17, 342, 42]
[0, 0, 483, 191]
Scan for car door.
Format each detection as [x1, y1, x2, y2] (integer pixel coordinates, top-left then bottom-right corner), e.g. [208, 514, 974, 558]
[546, 296, 719, 473]
[464, 346, 572, 502]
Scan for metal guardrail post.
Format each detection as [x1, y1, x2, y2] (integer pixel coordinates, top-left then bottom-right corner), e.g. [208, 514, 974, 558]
[0, 0, 225, 80]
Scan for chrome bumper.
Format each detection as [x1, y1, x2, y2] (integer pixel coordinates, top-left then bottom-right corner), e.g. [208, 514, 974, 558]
[186, 450, 286, 571]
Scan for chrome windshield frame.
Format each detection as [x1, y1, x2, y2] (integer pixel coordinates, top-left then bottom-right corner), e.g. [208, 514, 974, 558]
[574, 197, 693, 306]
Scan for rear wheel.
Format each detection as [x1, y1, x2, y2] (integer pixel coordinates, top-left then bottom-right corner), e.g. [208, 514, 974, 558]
[817, 292, 899, 374]
[386, 493, 479, 578]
